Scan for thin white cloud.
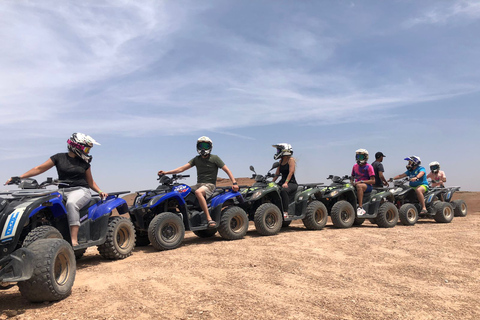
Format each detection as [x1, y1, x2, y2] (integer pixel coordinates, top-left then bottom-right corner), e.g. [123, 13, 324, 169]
[404, 0, 480, 27]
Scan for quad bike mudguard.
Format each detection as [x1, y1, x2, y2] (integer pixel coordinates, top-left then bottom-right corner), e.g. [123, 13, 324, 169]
[209, 191, 244, 220]
[0, 247, 35, 282]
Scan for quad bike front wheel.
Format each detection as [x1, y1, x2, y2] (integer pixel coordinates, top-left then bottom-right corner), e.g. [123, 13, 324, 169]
[375, 202, 398, 228]
[22, 225, 63, 248]
[218, 206, 249, 240]
[18, 239, 76, 302]
[302, 200, 328, 230]
[399, 203, 418, 226]
[148, 212, 185, 250]
[98, 216, 136, 259]
[452, 199, 467, 217]
[434, 202, 454, 223]
[330, 200, 355, 228]
[254, 203, 282, 236]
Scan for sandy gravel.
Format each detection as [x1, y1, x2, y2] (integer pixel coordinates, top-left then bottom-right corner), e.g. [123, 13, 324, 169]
[1, 192, 479, 320]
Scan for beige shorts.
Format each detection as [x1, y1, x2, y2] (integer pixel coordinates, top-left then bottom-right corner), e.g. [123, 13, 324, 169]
[191, 183, 216, 198]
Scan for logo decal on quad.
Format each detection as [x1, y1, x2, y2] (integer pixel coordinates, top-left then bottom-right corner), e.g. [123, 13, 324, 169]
[1, 208, 26, 240]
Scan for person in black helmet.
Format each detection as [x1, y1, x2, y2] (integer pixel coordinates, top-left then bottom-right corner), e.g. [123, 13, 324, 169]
[372, 152, 388, 188]
[158, 136, 239, 228]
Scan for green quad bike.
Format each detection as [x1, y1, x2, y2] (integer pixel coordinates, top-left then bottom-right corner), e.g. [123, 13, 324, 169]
[239, 162, 329, 236]
[319, 175, 398, 228]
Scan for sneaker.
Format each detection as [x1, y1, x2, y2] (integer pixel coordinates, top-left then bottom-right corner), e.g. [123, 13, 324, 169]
[283, 212, 288, 219]
[357, 207, 366, 216]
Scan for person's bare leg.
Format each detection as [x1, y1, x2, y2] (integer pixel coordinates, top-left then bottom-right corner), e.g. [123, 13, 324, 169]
[357, 183, 366, 207]
[70, 225, 79, 246]
[416, 187, 427, 211]
[195, 188, 212, 221]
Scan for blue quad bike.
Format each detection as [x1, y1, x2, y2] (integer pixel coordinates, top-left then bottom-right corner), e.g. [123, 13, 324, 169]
[389, 178, 454, 225]
[129, 174, 249, 251]
[239, 163, 329, 236]
[0, 177, 135, 302]
[318, 175, 399, 228]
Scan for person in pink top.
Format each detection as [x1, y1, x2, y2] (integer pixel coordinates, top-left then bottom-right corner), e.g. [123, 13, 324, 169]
[350, 149, 376, 216]
[427, 161, 446, 187]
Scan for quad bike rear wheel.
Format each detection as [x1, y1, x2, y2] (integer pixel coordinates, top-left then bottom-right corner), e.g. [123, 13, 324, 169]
[254, 203, 282, 236]
[302, 200, 328, 230]
[399, 203, 418, 226]
[18, 239, 76, 302]
[98, 216, 136, 259]
[434, 202, 454, 223]
[452, 199, 467, 217]
[330, 200, 355, 228]
[148, 212, 185, 250]
[218, 206, 249, 240]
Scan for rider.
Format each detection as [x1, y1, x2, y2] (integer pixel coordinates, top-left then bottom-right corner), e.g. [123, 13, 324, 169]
[158, 136, 239, 228]
[272, 143, 298, 218]
[391, 156, 428, 214]
[350, 149, 376, 216]
[5, 133, 108, 247]
[427, 161, 446, 188]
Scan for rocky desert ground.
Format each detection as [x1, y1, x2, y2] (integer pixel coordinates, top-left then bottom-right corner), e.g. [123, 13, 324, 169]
[1, 189, 479, 320]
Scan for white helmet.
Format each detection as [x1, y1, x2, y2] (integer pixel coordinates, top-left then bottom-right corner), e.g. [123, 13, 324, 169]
[272, 143, 293, 160]
[355, 148, 369, 165]
[429, 161, 440, 173]
[67, 133, 100, 163]
[404, 155, 421, 170]
[197, 136, 213, 156]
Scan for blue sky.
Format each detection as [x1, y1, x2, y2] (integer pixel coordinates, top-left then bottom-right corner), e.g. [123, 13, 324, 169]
[1, 0, 479, 192]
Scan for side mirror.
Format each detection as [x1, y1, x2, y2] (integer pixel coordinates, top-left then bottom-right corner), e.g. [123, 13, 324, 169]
[249, 165, 255, 172]
[271, 162, 280, 170]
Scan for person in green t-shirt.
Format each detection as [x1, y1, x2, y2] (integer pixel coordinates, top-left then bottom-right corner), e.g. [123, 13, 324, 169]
[158, 136, 239, 228]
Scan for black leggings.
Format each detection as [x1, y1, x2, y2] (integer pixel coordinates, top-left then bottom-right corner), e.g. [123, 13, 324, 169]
[279, 183, 298, 211]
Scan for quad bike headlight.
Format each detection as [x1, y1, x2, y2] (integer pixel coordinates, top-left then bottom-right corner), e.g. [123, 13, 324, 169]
[251, 190, 263, 200]
[328, 190, 339, 197]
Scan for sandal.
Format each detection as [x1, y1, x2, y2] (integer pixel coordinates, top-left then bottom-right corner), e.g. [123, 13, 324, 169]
[208, 220, 217, 228]
[420, 209, 428, 214]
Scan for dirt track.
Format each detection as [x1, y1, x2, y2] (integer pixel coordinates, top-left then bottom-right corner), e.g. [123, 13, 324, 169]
[1, 192, 479, 320]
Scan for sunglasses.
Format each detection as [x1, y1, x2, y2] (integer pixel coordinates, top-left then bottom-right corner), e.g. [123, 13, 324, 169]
[197, 142, 211, 150]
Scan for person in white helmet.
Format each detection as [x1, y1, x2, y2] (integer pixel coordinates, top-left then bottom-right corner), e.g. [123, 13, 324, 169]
[391, 155, 428, 214]
[158, 136, 239, 228]
[427, 161, 446, 188]
[272, 143, 298, 218]
[5, 133, 108, 247]
[350, 149, 376, 216]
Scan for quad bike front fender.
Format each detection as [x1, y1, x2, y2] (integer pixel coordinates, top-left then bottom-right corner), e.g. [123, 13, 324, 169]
[0, 247, 35, 282]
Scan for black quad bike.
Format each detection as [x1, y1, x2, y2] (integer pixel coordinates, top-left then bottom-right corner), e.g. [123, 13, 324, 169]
[239, 163, 329, 236]
[0, 178, 135, 302]
[390, 178, 454, 225]
[318, 175, 398, 228]
[129, 174, 248, 251]
[434, 186, 467, 217]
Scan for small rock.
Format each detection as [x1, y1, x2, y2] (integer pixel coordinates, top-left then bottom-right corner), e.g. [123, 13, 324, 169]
[5, 310, 17, 317]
